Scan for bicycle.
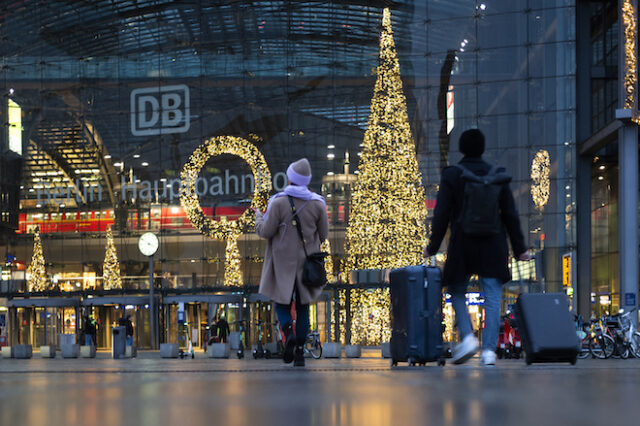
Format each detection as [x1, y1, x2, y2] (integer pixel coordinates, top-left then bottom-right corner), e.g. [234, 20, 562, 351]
[304, 330, 322, 359]
[575, 315, 591, 359]
[617, 308, 640, 358]
[602, 314, 630, 359]
[588, 318, 615, 359]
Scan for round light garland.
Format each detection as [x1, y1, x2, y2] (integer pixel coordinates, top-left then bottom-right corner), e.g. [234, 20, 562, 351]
[531, 149, 550, 211]
[180, 136, 272, 286]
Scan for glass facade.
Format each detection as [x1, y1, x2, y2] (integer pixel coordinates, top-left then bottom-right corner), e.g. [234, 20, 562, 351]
[0, 1, 578, 346]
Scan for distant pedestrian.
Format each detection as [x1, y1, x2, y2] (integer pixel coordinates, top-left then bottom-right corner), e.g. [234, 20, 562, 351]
[425, 129, 530, 366]
[255, 158, 329, 366]
[216, 315, 229, 343]
[208, 318, 219, 345]
[118, 315, 134, 346]
[84, 316, 97, 347]
[125, 316, 134, 346]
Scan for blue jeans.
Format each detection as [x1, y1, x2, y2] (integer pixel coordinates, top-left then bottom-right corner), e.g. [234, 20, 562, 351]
[275, 297, 309, 345]
[450, 277, 502, 351]
[126, 336, 133, 346]
[85, 334, 95, 346]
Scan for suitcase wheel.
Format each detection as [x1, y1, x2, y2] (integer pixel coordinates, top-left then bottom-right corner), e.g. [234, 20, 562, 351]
[390, 359, 398, 367]
[525, 353, 533, 366]
[437, 358, 446, 367]
[570, 356, 577, 366]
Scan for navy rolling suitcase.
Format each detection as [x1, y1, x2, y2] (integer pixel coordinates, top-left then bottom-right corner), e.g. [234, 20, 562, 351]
[514, 293, 579, 365]
[389, 265, 445, 366]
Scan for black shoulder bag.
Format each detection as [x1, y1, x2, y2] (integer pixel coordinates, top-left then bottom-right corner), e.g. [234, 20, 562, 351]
[287, 196, 328, 288]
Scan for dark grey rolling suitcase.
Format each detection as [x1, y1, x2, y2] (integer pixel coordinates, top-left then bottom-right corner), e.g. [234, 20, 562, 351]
[389, 265, 445, 366]
[514, 293, 579, 365]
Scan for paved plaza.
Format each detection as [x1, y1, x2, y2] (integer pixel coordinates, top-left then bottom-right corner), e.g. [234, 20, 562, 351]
[0, 350, 638, 426]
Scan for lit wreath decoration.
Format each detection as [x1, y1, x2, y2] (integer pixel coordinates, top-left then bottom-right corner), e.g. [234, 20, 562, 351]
[180, 136, 272, 286]
[531, 149, 550, 211]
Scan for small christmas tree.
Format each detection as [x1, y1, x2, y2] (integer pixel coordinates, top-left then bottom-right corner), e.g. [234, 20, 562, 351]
[27, 227, 48, 292]
[103, 226, 123, 290]
[224, 231, 243, 286]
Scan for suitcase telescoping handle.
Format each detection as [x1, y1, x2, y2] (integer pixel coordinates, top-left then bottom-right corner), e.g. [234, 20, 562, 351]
[423, 256, 436, 288]
[516, 255, 536, 295]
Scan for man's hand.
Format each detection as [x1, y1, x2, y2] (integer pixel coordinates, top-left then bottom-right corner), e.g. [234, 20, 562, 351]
[518, 250, 532, 261]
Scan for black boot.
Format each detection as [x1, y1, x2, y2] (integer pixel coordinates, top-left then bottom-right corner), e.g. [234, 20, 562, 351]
[294, 345, 305, 367]
[282, 323, 295, 364]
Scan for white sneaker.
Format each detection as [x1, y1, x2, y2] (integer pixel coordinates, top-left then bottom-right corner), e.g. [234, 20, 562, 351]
[452, 334, 478, 364]
[481, 350, 496, 366]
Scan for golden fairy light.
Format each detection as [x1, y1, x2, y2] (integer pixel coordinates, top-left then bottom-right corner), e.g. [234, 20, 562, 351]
[321, 239, 335, 283]
[531, 150, 550, 211]
[623, 0, 637, 110]
[343, 8, 428, 345]
[224, 231, 243, 287]
[102, 226, 123, 290]
[27, 226, 48, 292]
[180, 136, 271, 286]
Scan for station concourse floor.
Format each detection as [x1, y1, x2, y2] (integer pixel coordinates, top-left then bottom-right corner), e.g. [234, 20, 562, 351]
[0, 348, 638, 426]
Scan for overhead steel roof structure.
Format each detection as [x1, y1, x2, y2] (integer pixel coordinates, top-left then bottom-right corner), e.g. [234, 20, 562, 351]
[0, 1, 435, 213]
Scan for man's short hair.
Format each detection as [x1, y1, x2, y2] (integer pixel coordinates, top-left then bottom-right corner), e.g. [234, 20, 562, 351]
[459, 129, 485, 158]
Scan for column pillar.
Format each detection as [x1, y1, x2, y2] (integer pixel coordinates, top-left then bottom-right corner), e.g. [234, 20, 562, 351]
[616, 0, 639, 323]
[576, 0, 592, 319]
[618, 122, 639, 320]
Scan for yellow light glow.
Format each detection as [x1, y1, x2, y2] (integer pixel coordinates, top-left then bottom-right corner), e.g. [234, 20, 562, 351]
[531, 150, 550, 210]
[321, 239, 335, 283]
[343, 8, 428, 345]
[224, 231, 243, 287]
[623, 0, 637, 110]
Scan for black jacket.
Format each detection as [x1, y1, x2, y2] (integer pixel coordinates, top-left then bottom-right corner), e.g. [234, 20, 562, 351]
[426, 157, 527, 287]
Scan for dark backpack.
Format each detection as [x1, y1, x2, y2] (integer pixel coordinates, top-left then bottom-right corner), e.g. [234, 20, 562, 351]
[454, 163, 511, 237]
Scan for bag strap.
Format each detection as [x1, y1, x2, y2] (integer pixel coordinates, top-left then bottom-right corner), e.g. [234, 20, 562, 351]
[287, 195, 309, 257]
[455, 163, 503, 183]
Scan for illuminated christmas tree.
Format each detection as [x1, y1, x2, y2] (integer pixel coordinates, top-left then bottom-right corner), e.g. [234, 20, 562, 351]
[224, 231, 243, 287]
[103, 226, 123, 290]
[344, 8, 428, 344]
[27, 227, 48, 292]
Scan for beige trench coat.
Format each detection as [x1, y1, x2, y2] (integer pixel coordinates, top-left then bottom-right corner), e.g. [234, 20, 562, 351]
[255, 196, 329, 305]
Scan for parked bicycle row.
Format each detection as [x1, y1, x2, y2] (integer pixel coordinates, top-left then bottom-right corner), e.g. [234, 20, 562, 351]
[575, 308, 640, 359]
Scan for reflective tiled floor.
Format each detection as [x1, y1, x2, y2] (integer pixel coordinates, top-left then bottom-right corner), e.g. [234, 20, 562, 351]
[0, 352, 638, 426]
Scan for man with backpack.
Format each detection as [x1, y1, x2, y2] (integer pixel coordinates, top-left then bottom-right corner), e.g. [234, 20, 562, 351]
[424, 129, 530, 366]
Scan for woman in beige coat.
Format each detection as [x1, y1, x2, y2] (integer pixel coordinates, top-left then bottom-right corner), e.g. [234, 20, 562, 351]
[255, 158, 329, 366]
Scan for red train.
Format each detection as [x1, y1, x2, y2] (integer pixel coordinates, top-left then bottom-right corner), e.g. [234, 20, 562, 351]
[17, 206, 247, 234]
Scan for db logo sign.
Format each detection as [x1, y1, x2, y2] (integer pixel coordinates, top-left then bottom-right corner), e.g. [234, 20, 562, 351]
[130, 85, 190, 136]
